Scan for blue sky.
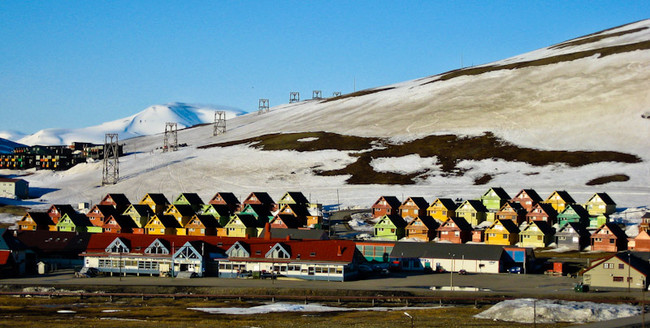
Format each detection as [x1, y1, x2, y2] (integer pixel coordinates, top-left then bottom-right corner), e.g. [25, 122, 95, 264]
[1, 1, 648, 134]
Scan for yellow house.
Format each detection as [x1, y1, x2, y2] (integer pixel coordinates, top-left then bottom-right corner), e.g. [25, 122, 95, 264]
[144, 214, 181, 235]
[584, 192, 616, 216]
[519, 221, 554, 248]
[543, 191, 576, 213]
[139, 193, 171, 215]
[485, 219, 520, 246]
[163, 204, 196, 226]
[223, 214, 259, 238]
[426, 198, 458, 222]
[455, 200, 488, 226]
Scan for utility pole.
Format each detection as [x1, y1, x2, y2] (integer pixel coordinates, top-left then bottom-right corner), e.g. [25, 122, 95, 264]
[163, 123, 178, 152]
[102, 133, 119, 185]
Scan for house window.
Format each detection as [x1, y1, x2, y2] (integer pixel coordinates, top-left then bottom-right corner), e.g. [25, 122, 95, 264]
[613, 276, 624, 282]
[603, 263, 614, 269]
[609, 239, 615, 244]
[619, 264, 625, 269]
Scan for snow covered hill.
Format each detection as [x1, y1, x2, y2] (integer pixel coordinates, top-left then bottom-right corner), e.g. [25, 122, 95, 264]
[15, 103, 246, 146]
[0, 138, 24, 154]
[3, 20, 650, 213]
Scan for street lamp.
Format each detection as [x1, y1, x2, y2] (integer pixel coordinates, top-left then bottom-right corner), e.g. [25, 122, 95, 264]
[404, 312, 414, 328]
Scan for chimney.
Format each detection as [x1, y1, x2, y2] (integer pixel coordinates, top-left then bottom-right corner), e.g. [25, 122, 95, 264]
[337, 245, 342, 257]
[285, 235, 291, 241]
[264, 222, 272, 240]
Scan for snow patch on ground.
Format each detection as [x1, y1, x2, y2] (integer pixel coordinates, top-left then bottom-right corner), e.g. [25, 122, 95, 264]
[370, 155, 440, 174]
[297, 137, 319, 142]
[191, 302, 442, 315]
[475, 298, 640, 324]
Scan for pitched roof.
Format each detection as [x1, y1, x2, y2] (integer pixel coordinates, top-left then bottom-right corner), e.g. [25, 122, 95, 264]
[483, 187, 511, 199]
[48, 204, 77, 216]
[490, 219, 519, 233]
[407, 216, 439, 230]
[88, 204, 118, 216]
[430, 198, 458, 211]
[209, 192, 240, 205]
[23, 212, 54, 226]
[148, 215, 182, 228]
[230, 214, 259, 228]
[460, 200, 488, 212]
[547, 190, 576, 204]
[594, 222, 628, 239]
[101, 193, 131, 207]
[281, 191, 310, 204]
[228, 239, 359, 263]
[522, 220, 554, 235]
[583, 251, 650, 276]
[529, 203, 558, 216]
[14, 230, 93, 256]
[589, 192, 616, 205]
[244, 192, 275, 205]
[557, 222, 590, 236]
[188, 214, 221, 228]
[142, 193, 170, 205]
[439, 216, 473, 231]
[271, 214, 302, 229]
[124, 204, 155, 217]
[281, 203, 310, 217]
[373, 196, 402, 209]
[202, 204, 232, 217]
[175, 193, 204, 205]
[82, 233, 242, 255]
[377, 215, 408, 228]
[259, 228, 329, 240]
[166, 204, 197, 217]
[401, 197, 430, 210]
[104, 215, 138, 230]
[560, 204, 590, 218]
[390, 242, 505, 261]
[512, 189, 543, 203]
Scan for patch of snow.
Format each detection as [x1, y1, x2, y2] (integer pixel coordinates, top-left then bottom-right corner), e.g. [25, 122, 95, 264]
[371, 155, 439, 175]
[475, 298, 640, 324]
[297, 137, 319, 142]
[190, 302, 443, 315]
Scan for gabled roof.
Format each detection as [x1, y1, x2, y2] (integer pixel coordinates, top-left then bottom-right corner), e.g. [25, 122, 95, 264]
[124, 204, 154, 217]
[21, 212, 54, 226]
[458, 200, 488, 212]
[529, 203, 558, 216]
[209, 192, 240, 205]
[583, 251, 650, 276]
[242, 204, 274, 218]
[488, 219, 519, 233]
[104, 215, 138, 230]
[174, 193, 204, 205]
[202, 204, 231, 217]
[559, 204, 590, 218]
[228, 239, 359, 263]
[511, 189, 543, 203]
[187, 214, 221, 228]
[228, 214, 259, 228]
[407, 215, 439, 230]
[244, 192, 275, 205]
[429, 198, 458, 211]
[270, 214, 302, 229]
[587, 192, 616, 205]
[60, 213, 93, 227]
[165, 204, 197, 217]
[546, 190, 576, 204]
[557, 222, 590, 236]
[48, 204, 77, 216]
[279, 203, 310, 217]
[147, 215, 182, 228]
[372, 196, 402, 209]
[141, 193, 170, 205]
[391, 242, 505, 261]
[521, 220, 554, 235]
[439, 216, 473, 231]
[400, 197, 429, 210]
[15, 230, 92, 256]
[376, 215, 408, 228]
[482, 187, 511, 200]
[280, 191, 310, 204]
[498, 202, 526, 213]
[100, 193, 131, 208]
[593, 222, 628, 239]
[82, 233, 241, 256]
[88, 204, 118, 217]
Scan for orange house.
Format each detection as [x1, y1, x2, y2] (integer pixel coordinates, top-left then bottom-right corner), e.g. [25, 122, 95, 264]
[371, 196, 401, 219]
[184, 214, 220, 236]
[496, 202, 526, 225]
[591, 223, 628, 252]
[17, 212, 53, 231]
[405, 216, 439, 241]
[629, 230, 650, 252]
[426, 198, 458, 222]
[102, 215, 138, 234]
[399, 197, 429, 219]
[86, 204, 117, 227]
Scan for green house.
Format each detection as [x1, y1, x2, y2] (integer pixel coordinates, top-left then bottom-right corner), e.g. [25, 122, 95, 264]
[557, 204, 590, 227]
[480, 187, 511, 212]
[201, 204, 233, 226]
[55, 213, 92, 233]
[373, 215, 407, 241]
[173, 193, 205, 212]
[590, 214, 609, 229]
[239, 204, 274, 225]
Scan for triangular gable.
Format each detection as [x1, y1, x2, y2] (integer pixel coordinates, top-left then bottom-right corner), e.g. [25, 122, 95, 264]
[400, 197, 429, 210]
[265, 242, 291, 259]
[635, 230, 650, 241]
[482, 187, 511, 200]
[106, 237, 130, 253]
[376, 215, 407, 228]
[145, 238, 170, 255]
[173, 241, 202, 260]
[511, 189, 543, 203]
[587, 192, 616, 205]
[279, 192, 309, 205]
[545, 190, 576, 204]
[226, 241, 250, 258]
[173, 193, 204, 206]
[372, 196, 401, 209]
[488, 219, 519, 233]
[439, 216, 473, 231]
[429, 198, 458, 211]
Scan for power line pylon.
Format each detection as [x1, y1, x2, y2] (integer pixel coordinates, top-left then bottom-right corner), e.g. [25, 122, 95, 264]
[258, 99, 269, 115]
[290, 92, 300, 103]
[102, 133, 119, 185]
[214, 111, 226, 135]
[163, 122, 178, 152]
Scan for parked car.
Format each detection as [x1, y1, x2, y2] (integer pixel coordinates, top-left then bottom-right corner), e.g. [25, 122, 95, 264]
[458, 269, 467, 275]
[508, 266, 523, 274]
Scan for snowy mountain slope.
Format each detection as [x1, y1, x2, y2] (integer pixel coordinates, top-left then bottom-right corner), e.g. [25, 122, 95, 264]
[4, 20, 650, 213]
[16, 103, 246, 146]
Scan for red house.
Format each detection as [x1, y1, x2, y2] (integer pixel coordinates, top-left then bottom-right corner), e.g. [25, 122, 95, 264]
[208, 192, 241, 213]
[496, 202, 526, 225]
[526, 203, 558, 225]
[99, 193, 131, 213]
[102, 215, 138, 234]
[591, 223, 628, 252]
[371, 196, 401, 219]
[86, 204, 118, 227]
[242, 192, 277, 212]
[437, 217, 473, 244]
[510, 189, 543, 212]
[46, 204, 77, 225]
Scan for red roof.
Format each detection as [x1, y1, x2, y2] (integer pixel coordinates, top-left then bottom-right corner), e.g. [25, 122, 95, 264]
[0, 251, 11, 265]
[229, 239, 358, 263]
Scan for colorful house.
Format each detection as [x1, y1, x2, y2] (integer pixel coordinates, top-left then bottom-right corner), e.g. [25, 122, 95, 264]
[519, 221, 554, 248]
[590, 214, 609, 229]
[436, 216, 473, 244]
[399, 197, 429, 219]
[98, 193, 131, 213]
[208, 192, 241, 213]
[426, 198, 458, 222]
[45, 204, 77, 225]
[269, 214, 303, 229]
[639, 213, 650, 233]
[16, 212, 53, 231]
[139, 193, 171, 215]
[163, 204, 197, 226]
[455, 200, 488, 226]
[526, 203, 558, 225]
[629, 230, 650, 252]
[183, 214, 220, 236]
[172, 193, 205, 212]
[240, 204, 275, 225]
[242, 192, 277, 212]
[373, 215, 407, 241]
[277, 191, 310, 206]
[405, 216, 439, 241]
[224, 214, 259, 238]
[55, 213, 93, 233]
[86, 204, 118, 227]
[480, 187, 511, 213]
[277, 203, 310, 226]
[557, 204, 590, 227]
[306, 203, 324, 228]
[200, 204, 233, 226]
[144, 214, 182, 235]
[582, 252, 649, 290]
[555, 222, 591, 251]
[102, 215, 138, 234]
[495, 202, 526, 225]
[543, 190, 576, 213]
[371, 196, 402, 219]
[584, 192, 616, 216]
[122, 204, 155, 229]
[591, 223, 628, 252]
[510, 189, 543, 212]
[485, 219, 519, 246]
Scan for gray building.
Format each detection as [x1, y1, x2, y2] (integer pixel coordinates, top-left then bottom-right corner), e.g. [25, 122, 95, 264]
[0, 178, 29, 199]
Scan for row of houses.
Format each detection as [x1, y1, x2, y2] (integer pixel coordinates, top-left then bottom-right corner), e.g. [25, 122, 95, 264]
[0, 143, 123, 170]
[17, 191, 325, 238]
[372, 188, 616, 227]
